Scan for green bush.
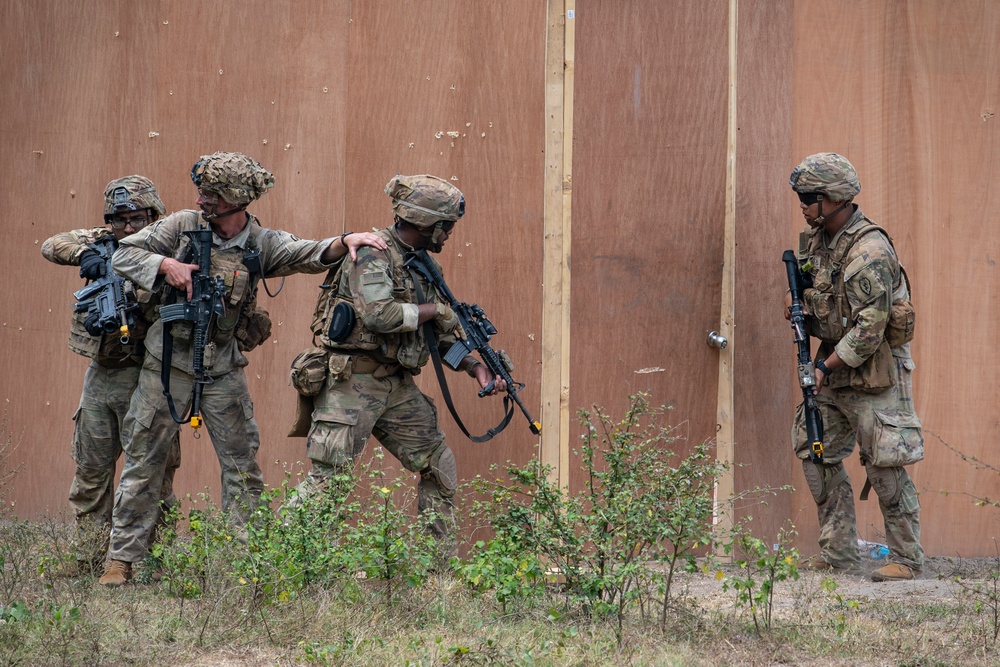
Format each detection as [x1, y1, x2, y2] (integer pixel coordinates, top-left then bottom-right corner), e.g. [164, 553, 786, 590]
[460, 393, 726, 643]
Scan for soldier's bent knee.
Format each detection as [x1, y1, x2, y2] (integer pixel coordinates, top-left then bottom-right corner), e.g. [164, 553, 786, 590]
[421, 447, 457, 498]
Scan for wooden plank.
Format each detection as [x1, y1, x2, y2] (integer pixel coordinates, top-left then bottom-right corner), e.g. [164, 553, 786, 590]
[541, 0, 568, 487]
[713, 0, 739, 550]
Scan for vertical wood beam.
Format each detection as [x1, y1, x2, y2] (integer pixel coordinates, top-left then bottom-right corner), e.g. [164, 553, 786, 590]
[714, 0, 738, 549]
[541, 0, 573, 489]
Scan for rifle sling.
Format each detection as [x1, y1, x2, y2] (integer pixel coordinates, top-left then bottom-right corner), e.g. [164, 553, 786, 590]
[408, 267, 513, 443]
[161, 245, 196, 425]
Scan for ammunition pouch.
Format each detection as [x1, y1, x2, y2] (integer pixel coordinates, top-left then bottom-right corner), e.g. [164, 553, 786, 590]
[236, 305, 272, 352]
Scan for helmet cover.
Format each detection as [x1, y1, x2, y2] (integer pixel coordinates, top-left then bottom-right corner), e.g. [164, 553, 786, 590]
[190, 151, 275, 205]
[384, 174, 465, 228]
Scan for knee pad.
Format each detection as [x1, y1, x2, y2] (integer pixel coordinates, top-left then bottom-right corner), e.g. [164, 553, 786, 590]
[421, 446, 457, 498]
[802, 460, 847, 506]
[864, 465, 903, 506]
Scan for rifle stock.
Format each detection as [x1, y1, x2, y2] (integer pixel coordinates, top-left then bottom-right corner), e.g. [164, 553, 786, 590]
[782, 249, 824, 463]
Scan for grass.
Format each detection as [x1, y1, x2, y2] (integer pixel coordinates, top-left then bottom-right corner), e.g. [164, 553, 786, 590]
[1, 517, 999, 667]
[2, 403, 1000, 666]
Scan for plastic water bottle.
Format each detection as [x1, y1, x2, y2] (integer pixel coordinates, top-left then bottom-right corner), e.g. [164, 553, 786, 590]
[858, 539, 890, 559]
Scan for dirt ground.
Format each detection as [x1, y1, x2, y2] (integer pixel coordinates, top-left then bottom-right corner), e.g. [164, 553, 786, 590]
[674, 553, 998, 609]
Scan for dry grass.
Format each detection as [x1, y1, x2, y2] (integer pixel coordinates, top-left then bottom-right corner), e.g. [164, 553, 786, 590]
[1, 520, 999, 667]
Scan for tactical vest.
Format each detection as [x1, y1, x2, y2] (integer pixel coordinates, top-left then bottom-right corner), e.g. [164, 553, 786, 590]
[159, 211, 270, 352]
[798, 216, 914, 392]
[310, 228, 431, 370]
[67, 309, 147, 367]
[798, 217, 911, 343]
[66, 234, 149, 367]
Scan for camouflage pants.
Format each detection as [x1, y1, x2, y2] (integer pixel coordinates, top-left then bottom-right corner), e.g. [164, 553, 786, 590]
[109, 360, 263, 563]
[793, 354, 925, 570]
[69, 361, 180, 562]
[289, 371, 456, 539]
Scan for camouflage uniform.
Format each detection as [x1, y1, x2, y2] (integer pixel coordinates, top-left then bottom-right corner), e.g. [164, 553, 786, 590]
[42, 214, 180, 565]
[108, 171, 341, 564]
[290, 175, 470, 539]
[790, 154, 924, 572]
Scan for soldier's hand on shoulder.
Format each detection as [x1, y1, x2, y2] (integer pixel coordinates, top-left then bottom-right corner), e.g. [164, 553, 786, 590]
[343, 231, 388, 262]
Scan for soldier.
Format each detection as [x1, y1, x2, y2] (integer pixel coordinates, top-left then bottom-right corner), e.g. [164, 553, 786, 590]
[41, 176, 181, 576]
[288, 174, 505, 545]
[99, 152, 385, 586]
[786, 153, 924, 582]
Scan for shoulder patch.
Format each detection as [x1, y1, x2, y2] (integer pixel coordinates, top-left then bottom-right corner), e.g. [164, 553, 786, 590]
[843, 251, 873, 282]
[362, 270, 389, 286]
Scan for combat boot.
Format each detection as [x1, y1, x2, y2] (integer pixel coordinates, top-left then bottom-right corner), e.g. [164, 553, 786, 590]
[98, 560, 133, 587]
[801, 555, 858, 572]
[871, 562, 918, 582]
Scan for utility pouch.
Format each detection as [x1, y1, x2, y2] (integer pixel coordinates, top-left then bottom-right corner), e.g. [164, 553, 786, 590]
[289, 346, 330, 397]
[849, 340, 895, 393]
[886, 300, 916, 348]
[327, 352, 353, 383]
[236, 305, 272, 352]
[327, 302, 356, 343]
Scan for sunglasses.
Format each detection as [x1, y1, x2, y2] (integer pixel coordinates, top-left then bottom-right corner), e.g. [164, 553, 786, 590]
[797, 192, 822, 206]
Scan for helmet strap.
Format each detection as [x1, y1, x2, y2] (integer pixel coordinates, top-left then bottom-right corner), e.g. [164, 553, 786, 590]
[203, 204, 247, 221]
[812, 198, 849, 225]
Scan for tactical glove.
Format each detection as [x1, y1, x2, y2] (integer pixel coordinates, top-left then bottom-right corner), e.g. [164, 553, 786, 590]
[79, 250, 106, 280]
[83, 312, 104, 337]
[434, 302, 460, 333]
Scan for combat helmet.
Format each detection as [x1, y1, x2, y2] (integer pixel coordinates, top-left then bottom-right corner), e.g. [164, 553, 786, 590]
[385, 174, 465, 228]
[103, 175, 166, 222]
[190, 151, 275, 206]
[789, 153, 861, 202]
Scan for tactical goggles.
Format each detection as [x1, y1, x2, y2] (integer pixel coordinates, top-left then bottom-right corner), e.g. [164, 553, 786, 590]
[797, 191, 822, 206]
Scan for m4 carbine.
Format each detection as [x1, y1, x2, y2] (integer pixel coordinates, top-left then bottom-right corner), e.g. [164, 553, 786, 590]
[782, 249, 823, 463]
[404, 249, 541, 442]
[159, 225, 226, 431]
[73, 237, 138, 343]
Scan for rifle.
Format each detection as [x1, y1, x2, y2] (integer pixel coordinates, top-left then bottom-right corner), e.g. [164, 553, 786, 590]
[404, 249, 541, 442]
[73, 237, 138, 343]
[782, 250, 823, 463]
[159, 224, 226, 431]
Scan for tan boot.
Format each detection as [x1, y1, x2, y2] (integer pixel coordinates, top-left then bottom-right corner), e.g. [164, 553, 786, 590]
[871, 562, 918, 582]
[98, 560, 133, 587]
[800, 555, 836, 571]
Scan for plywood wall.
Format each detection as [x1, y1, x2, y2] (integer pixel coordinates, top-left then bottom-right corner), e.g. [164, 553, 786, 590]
[2, 0, 998, 556]
[789, 0, 1000, 556]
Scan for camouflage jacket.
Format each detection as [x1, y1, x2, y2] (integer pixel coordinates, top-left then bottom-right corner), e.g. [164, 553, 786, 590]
[798, 207, 911, 390]
[317, 224, 459, 371]
[41, 226, 146, 365]
[113, 210, 337, 376]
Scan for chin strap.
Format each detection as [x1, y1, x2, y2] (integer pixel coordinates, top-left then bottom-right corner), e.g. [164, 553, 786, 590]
[202, 205, 247, 222]
[812, 199, 850, 225]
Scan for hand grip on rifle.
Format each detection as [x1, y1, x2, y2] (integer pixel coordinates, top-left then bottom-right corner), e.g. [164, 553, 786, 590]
[405, 250, 542, 437]
[72, 239, 136, 344]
